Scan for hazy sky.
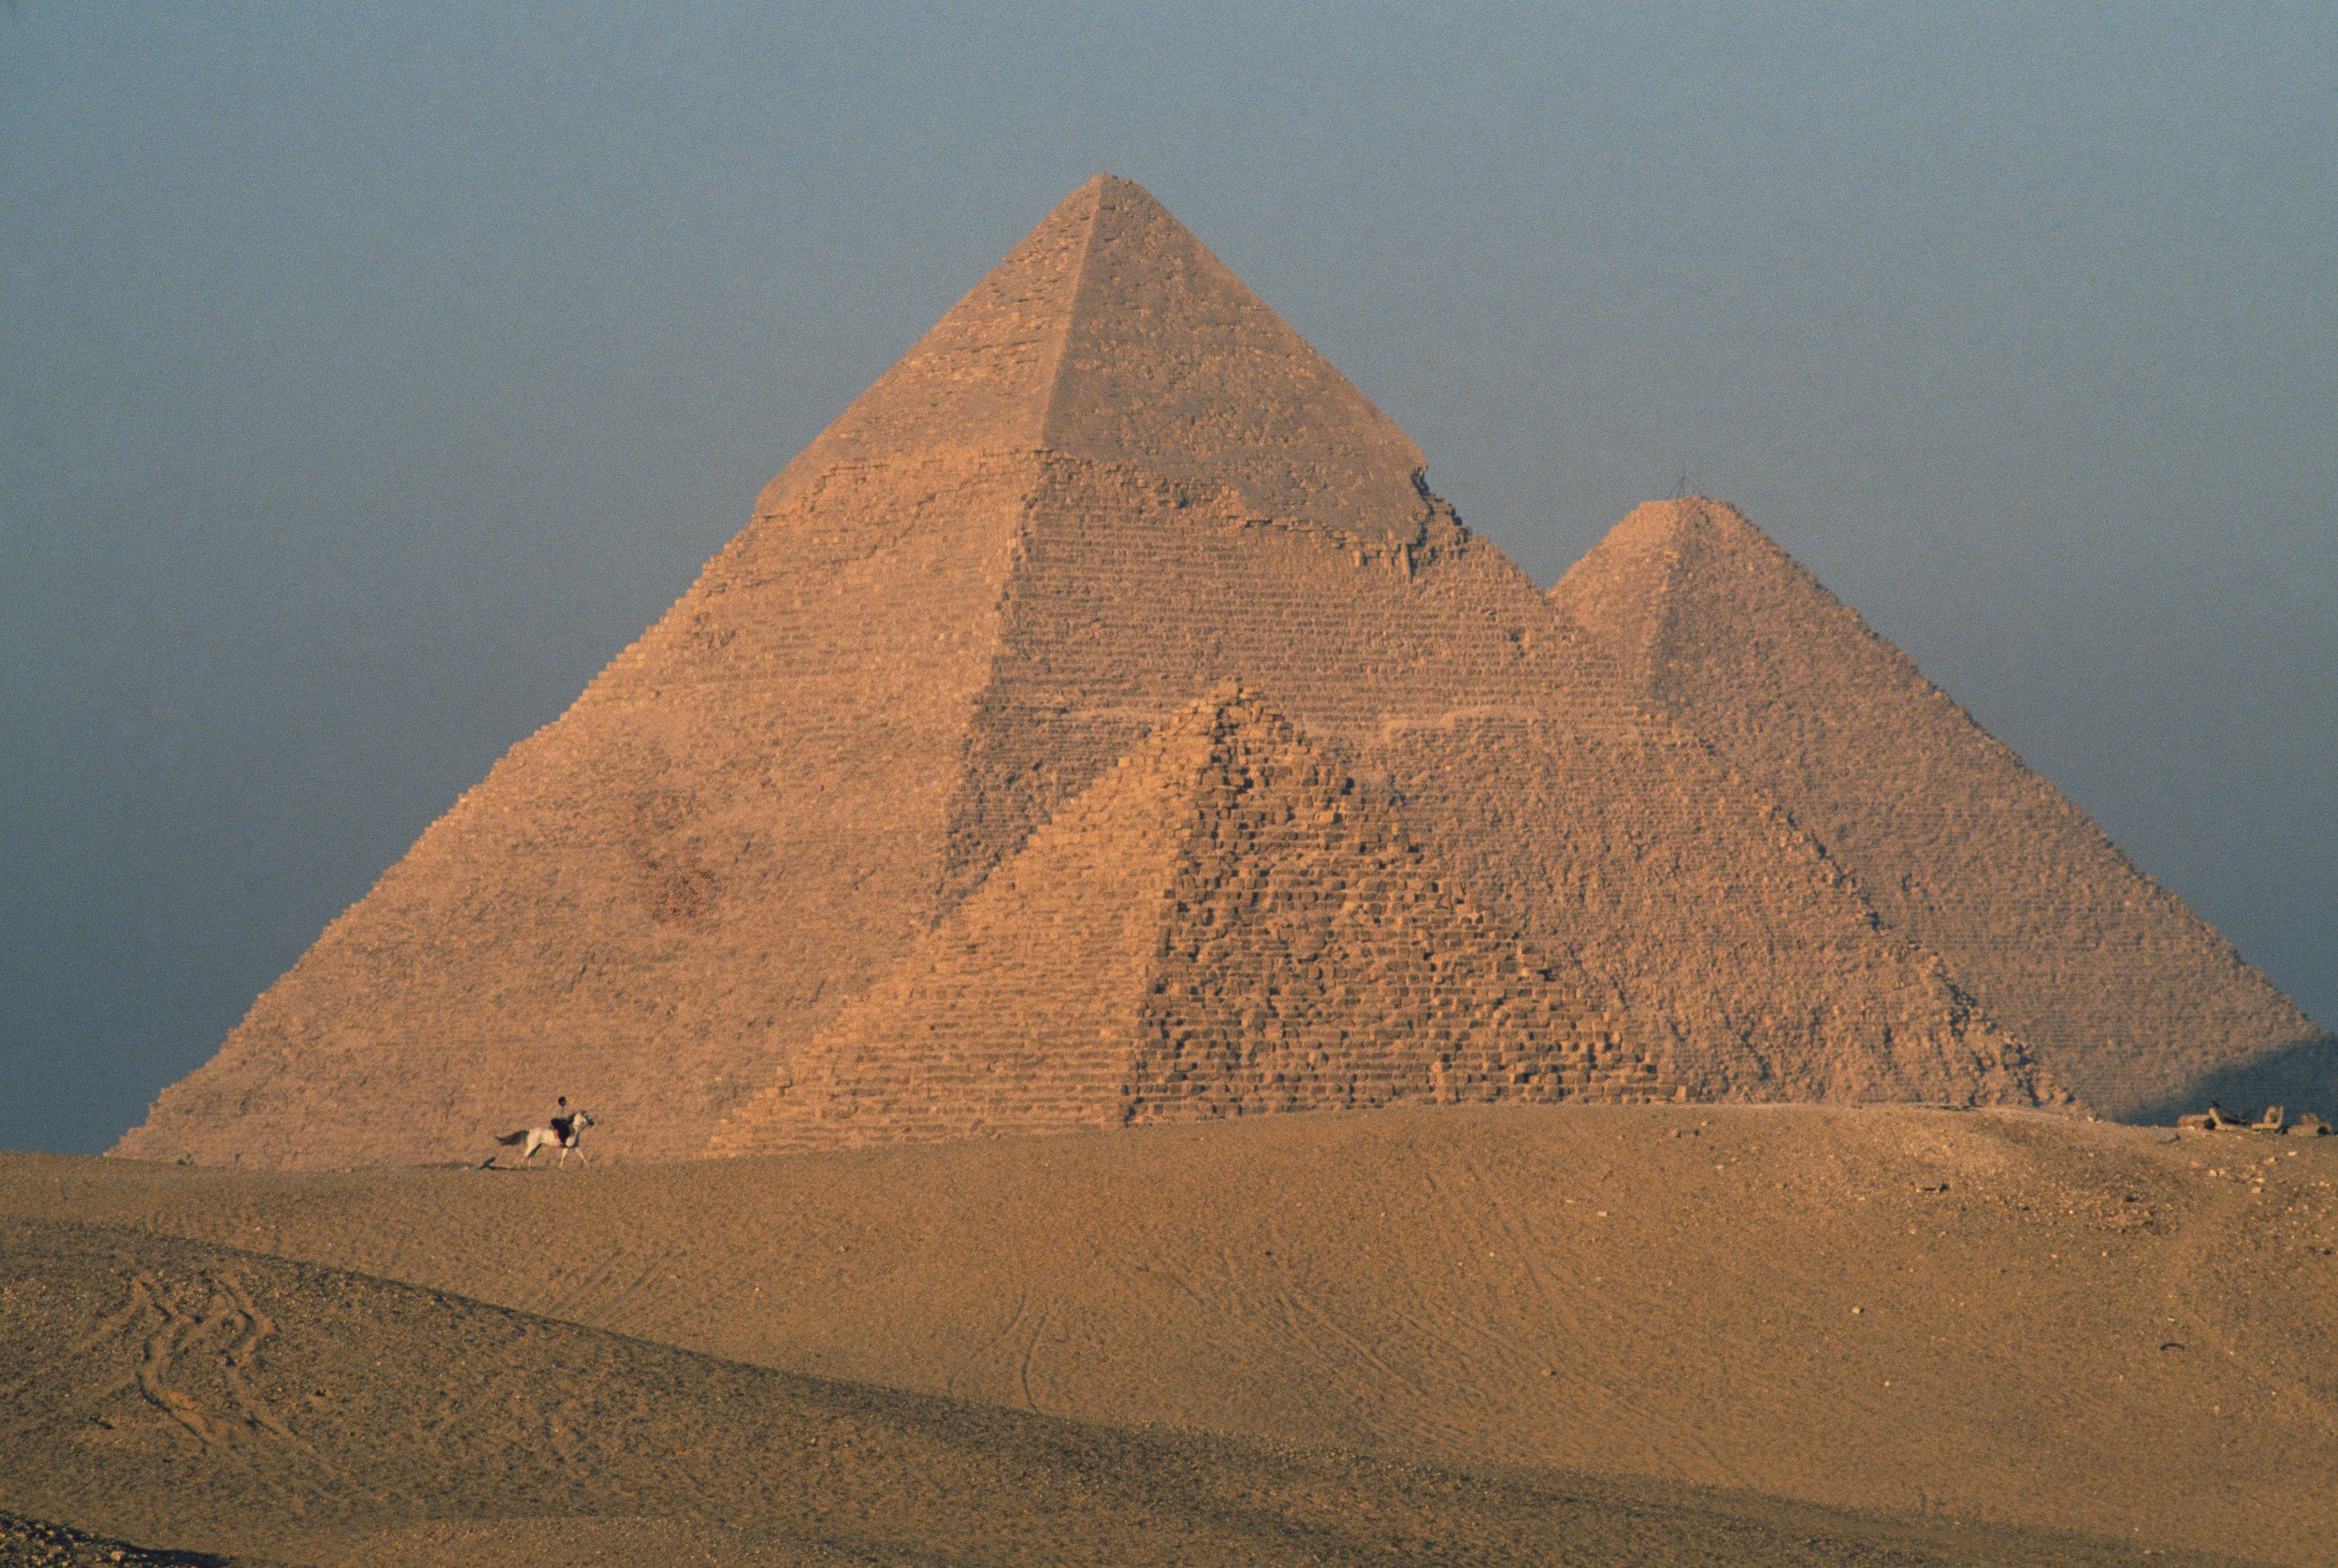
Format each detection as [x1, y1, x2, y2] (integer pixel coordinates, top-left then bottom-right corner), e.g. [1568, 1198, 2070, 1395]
[4, 4, 2331, 1154]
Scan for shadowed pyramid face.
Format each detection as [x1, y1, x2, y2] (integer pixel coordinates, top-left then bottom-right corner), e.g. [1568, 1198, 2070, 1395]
[115, 176, 1494, 1168]
[113, 178, 2309, 1171]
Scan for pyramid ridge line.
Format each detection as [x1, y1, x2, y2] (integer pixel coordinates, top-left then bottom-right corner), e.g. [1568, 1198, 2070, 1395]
[1618, 498, 2028, 753]
[1624, 496, 1800, 589]
[1034, 180, 1110, 447]
[1567, 495, 1884, 687]
[710, 671, 1664, 1157]
[1646, 699, 2057, 1106]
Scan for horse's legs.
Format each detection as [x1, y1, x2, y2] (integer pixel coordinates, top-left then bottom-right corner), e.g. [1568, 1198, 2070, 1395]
[556, 1144, 569, 1170]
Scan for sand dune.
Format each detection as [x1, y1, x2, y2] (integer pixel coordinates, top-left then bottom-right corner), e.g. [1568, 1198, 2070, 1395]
[11, 1105, 2334, 1563]
[0, 1210, 2198, 1567]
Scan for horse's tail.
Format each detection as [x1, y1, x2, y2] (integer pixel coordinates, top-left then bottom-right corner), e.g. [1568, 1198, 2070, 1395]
[494, 1129, 529, 1145]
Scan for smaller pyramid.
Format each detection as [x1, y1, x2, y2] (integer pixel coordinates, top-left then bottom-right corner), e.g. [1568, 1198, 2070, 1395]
[1554, 497, 2331, 1119]
[711, 690, 1672, 1154]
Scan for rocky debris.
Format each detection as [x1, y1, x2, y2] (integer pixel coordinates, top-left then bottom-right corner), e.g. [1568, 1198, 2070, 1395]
[716, 690, 1687, 1154]
[2174, 1103, 2329, 1136]
[0, 1510, 234, 1566]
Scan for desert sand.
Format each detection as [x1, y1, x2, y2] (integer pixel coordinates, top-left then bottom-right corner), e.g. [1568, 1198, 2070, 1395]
[30, 1208, 2018, 1568]
[9, 1104, 2334, 1564]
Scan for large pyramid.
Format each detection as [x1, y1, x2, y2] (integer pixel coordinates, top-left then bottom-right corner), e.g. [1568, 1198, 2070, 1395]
[126, 175, 2301, 1170]
[1552, 497, 2331, 1119]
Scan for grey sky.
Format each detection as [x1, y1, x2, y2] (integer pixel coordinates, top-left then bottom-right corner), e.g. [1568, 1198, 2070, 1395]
[4, 3, 2331, 1154]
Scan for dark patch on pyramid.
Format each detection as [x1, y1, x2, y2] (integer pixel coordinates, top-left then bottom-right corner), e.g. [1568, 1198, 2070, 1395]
[1552, 496, 2331, 1120]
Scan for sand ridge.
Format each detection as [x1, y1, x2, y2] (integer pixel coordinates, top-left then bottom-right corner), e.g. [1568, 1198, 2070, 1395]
[18, 1105, 2338, 1564]
[0, 1201, 2215, 1567]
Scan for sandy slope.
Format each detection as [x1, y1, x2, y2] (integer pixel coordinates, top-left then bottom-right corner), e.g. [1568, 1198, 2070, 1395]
[0, 1216, 2183, 1568]
[8, 1105, 2335, 1563]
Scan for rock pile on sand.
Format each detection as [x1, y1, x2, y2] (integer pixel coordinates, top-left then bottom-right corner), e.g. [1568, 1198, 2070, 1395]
[116, 177, 2330, 1168]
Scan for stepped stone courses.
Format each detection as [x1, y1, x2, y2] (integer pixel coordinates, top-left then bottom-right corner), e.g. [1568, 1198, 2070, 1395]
[117, 175, 2317, 1168]
[714, 692, 1678, 1155]
[118, 451, 1040, 1163]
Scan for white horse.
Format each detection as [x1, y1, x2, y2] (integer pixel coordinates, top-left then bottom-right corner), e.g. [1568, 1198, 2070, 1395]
[483, 1100, 595, 1169]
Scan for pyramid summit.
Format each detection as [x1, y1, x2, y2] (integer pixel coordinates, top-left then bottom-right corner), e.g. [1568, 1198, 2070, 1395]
[761, 175, 1428, 539]
[118, 179, 2316, 1169]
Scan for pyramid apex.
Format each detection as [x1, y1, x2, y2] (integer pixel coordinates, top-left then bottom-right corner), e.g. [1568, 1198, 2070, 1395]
[1202, 677, 1262, 712]
[1043, 172, 1150, 219]
[1191, 680, 1291, 724]
[1150, 683, 1299, 755]
[1559, 496, 1804, 618]
[1551, 496, 1799, 683]
[1074, 173, 1178, 220]
[761, 174, 1428, 539]
[1038, 183, 1427, 535]
[1611, 495, 1768, 550]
